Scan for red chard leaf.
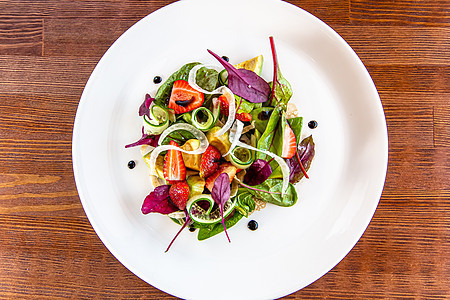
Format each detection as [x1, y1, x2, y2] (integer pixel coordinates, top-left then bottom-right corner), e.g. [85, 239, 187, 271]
[139, 93, 154, 117]
[286, 135, 315, 184]
[141, 185, 178, 215]
[125, 127, 160, 148]
[243, 159, 273, 186]
[211, 173, 232, 242]
[207, 49, 270, 103]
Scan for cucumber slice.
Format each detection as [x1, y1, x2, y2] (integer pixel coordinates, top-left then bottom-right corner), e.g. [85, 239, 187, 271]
[229, 146, 254, 169]
[187, 194, 236, 225]
[143, 105, 169, 135]
[218, 69, 228, 86]
[191, 107, 215, 132]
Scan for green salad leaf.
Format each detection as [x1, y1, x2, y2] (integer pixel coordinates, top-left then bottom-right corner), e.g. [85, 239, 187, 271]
[154, 62, 200, 106]
[234, 189, 256, 217]
[197, 212, 243, 241]
[245, 179, 297, 207]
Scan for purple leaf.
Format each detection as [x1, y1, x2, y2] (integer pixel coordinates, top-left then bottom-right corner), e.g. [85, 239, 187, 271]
[208, 49, 270, 103]
[141, 185, 178, 215]
[243, 159, 273, 186]
[211, 173, 231, 243]
[125, 127, 160, 148]
[286, 135, 315, 184]
[139, 94, 154, 117]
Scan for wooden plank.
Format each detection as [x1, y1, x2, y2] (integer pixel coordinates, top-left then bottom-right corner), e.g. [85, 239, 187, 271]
[43, 18, 137, 57]
[434, 105, 450, 147]
[335, 26, 450, 65]
[0, 1, 174, 19]
[385, 147, 449, 191]
[350, 0, 450, 26]
[0, 215, 173, 299]
[0, 16, 43, 56]
[367, 65, 450, 95]
[0, 56, 96, 97]
[0, 0, 349, 25]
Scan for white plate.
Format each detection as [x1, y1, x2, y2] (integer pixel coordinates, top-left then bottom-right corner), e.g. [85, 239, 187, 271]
[72, 0, 388, 299]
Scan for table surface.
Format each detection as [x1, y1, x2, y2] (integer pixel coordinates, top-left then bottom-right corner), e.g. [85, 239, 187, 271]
[1, 0, 449, 299]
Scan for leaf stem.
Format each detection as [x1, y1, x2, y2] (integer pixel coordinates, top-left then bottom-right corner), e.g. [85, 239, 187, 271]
[165, 215, 191, 252]
[220, 208, 231, 243]
[295, 150, 309, 179]
[269, 36, 278, 104]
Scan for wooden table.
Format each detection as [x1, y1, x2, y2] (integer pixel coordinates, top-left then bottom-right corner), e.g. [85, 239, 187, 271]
[1, 0, 448, 298]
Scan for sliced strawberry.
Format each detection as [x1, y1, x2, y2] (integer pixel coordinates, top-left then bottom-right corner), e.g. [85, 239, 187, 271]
[205, 162, 238, 192]
[163, 140, 186, 181]
[281, 123, 297, 159]
[235, 112, 252, 122]
[218, 95, 229, 115]
[168, 80, 204, 114]
[199, 145, 221, 178]
[169, 181, 190, 210]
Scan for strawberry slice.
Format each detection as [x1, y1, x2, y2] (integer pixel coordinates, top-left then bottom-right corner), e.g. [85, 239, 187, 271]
[169, 181, 190, 210]
[168, 80, 204, 114]
[281, 123, 297, 159]
[235, 112, 252, 122]
[218, 95, 229, 115]
[218, 95, 252, 122]
[199, 145, 221, 178]
[205, 162, 238, 192]
[163, 140, 186, 181]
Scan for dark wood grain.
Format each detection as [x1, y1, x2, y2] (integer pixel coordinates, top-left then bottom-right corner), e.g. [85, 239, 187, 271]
[0, 0, 449, 299]
[350, 0, 450, 26]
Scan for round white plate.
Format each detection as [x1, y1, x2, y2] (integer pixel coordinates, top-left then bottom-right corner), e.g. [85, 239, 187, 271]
[72, 0, 388, 299]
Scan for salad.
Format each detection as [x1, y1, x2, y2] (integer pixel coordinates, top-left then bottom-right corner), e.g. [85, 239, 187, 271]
[126, 37, 315, 251]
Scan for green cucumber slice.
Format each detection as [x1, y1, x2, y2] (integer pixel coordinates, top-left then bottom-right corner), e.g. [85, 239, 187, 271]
[229, 146, 254, 169]
[187, 194, 236, 225]
[191, 107, 215, 132]
[143, 105, 169, 135]
[218, 69, 228, 86]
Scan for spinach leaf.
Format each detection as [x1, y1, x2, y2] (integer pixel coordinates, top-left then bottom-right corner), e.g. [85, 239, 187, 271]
[195, 66, 219, 104]
[245, 179, 297, 207]
[251, 107, 274, 133]
[269, 76, 293, 108]
[256, 107, 280, 159]
[235, 96, 255, 114]
[287, 117, 303, 146]
[234, 190, 255, 217]
[197, 211, 243, 241]
[154, 62, 200, 106]
[256, 109, 288, 178]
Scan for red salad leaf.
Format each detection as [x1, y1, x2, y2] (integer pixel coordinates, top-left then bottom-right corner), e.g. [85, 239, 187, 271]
[125, 127, 160, 148]
[165, 213, 191, 252]
[207, 49, 270, 103]
[243, 159, 273, 186]
[286, 135, 315, 184]
[211, 173, 231, 243]
[139, 93, 154, 117]
[141, 185, 178, 215]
